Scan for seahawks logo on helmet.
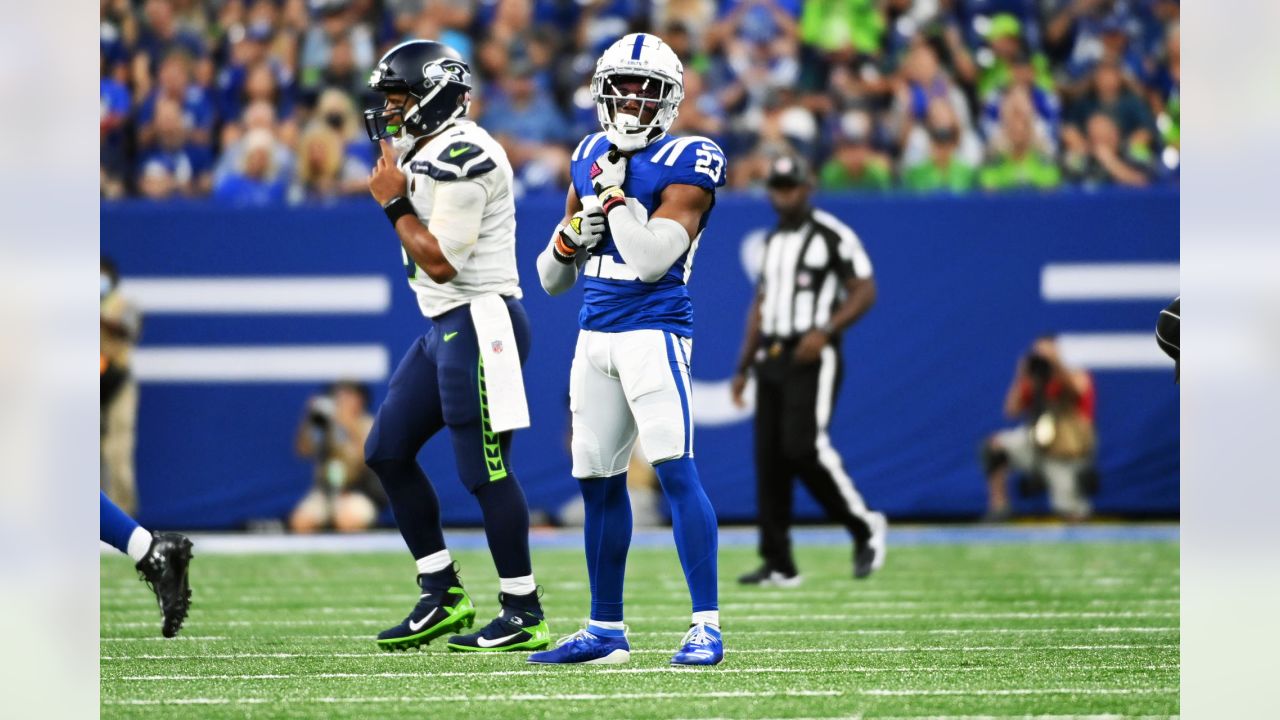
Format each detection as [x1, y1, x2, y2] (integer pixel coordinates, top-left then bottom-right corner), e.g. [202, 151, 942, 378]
[364, 41, 473, 142]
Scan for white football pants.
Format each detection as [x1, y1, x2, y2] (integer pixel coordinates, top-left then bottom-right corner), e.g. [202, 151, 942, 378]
[569, 329, 694, 479]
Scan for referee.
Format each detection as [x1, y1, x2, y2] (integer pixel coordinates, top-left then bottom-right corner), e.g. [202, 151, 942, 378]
[731, 155, 887, 586]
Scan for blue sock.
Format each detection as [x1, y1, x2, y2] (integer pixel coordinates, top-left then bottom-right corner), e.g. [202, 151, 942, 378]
[100, 490, 140, 554]
[654, 458, 719, 613]
[580, 473, 631, 622]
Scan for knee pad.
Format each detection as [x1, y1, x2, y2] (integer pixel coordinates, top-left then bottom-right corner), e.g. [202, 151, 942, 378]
[981, 442, 1009, 475]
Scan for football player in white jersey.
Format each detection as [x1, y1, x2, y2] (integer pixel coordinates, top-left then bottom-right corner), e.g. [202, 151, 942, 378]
[528, 33, 727, 666]
[362, 40, 550, 654]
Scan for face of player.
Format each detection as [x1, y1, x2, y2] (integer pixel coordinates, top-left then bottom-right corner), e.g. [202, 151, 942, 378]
[381, 90, 411, 133]
[604, 74, 663, 126]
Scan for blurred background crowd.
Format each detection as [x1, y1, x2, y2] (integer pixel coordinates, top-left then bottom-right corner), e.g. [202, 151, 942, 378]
[100, 0, 1180, 203]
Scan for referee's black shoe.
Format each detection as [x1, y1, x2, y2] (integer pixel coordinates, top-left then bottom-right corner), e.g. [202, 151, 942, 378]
[738, 565, 802, 588]
[854, 512, 888, 579]
[135, 532, 194, 638]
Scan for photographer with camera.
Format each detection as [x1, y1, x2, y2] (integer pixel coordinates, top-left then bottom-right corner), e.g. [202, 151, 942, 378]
[981, 335, 1098, 522]
[289, 380, 385, 533]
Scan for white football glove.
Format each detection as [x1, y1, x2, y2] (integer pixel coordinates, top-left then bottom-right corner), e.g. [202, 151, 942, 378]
[553, 207, 606, 261]
[590, 146, 629, 214]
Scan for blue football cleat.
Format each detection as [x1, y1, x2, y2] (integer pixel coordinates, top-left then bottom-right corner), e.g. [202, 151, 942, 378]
[670, 622, 723, 666]
[527, 627, 630, 665]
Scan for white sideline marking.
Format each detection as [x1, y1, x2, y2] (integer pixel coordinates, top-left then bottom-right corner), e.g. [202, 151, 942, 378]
[120, 276, 392, 314]
[861, 687, 1178, 697]
[115, 664, 1176, 681]
[133, 345, 389, 383]
[101, 644, 1179, 660]
[104, 690, 842, 706]
[1041, 262, 1179, 301]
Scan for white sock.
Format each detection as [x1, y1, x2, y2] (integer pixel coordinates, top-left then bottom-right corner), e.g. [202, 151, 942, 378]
[499, 574, 537, 596]
[691, 610, 720, 629]
[126, 528, 153, 563]
[415, 549, 452, 576]
[589, 620, 625, 631]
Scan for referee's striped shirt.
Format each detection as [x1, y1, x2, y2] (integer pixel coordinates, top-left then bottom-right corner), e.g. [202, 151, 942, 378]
[758, 208, 873, 339]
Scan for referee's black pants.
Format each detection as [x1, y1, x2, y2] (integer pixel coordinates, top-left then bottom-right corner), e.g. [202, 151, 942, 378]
[753, 341, 873, 573]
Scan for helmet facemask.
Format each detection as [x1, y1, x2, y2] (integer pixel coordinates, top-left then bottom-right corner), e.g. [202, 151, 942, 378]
[592, 70, 682, 152]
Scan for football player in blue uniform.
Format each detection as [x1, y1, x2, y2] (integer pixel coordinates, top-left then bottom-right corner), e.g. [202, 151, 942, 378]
[529, 33, 727, 666]
[100, 491, 192, 637]
[363, 40, 550, 653]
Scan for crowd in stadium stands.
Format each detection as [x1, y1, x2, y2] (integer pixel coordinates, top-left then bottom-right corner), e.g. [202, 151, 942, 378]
[100, 0, 1180, 202]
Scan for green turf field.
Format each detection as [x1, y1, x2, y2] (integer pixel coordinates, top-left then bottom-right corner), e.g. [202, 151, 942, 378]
[101, 535, 1179, 719]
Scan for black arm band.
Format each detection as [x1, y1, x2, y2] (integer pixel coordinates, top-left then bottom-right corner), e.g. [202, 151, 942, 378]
[382, 196, 415, 227]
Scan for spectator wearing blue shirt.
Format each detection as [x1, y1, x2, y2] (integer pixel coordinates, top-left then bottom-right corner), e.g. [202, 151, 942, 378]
[481, 60, 571, 195]
[214, 129, 289, 206]
[132, 0, 207, 78]
[216, 23, 295, 125]
[213, 101, 296, 190]
[1062, 58, 1155, 155]
[300, 0, 376, 92]
[1046, 1, 1144, 88]
[101, 52, 132, 199]
[138, 98, 213, 199]
[137, 51, 216, 150]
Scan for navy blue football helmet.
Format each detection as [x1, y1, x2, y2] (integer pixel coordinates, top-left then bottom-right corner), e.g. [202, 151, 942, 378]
[364, 40, 472, 142]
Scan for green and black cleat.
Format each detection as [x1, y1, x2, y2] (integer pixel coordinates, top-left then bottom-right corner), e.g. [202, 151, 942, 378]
[377, 576, 477, 652]
[447, 592, 551, 653]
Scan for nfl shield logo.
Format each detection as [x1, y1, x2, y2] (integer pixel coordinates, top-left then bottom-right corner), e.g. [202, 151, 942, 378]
[491, 340, 504, 354]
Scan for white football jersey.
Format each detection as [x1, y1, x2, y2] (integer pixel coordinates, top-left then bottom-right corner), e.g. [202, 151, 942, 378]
[397, 119, 521, 317]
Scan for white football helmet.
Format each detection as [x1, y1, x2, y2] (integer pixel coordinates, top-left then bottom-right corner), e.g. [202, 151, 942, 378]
[591, 33, 685, 152]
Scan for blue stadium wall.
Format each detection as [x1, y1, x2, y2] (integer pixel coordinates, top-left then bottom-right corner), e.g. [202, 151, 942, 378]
[102, 190, 1179, 529]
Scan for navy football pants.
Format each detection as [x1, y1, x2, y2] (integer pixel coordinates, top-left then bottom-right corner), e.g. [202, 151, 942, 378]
[364, 296, 532, 568]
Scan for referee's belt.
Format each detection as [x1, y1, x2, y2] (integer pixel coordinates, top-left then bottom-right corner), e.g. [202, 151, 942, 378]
[760, 336, 801, 359]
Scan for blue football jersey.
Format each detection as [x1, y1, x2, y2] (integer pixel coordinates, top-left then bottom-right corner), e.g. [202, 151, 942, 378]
[569, 132, 727, 337]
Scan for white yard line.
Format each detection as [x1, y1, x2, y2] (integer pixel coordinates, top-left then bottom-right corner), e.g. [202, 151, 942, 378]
[99, 614, 1177, 630]
[101, 607, 1178, 621]
[104, 690, 843, 706]
[860, 687, 1178, 697]
[101, 644, 1178, 660]
[114, 664, 1177, 682]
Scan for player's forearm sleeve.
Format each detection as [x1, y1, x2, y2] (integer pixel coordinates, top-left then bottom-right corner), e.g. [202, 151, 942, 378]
[427, 180, 487, 272]
[536, 234, 584, 296]
[606, 211, 690, 283]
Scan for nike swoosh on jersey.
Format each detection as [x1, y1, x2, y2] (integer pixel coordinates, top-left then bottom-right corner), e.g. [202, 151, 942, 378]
[443, 331, 459, 342]
[449, 146, 471, 158]
[408, 607, 439, 632]
[476, 631, 524, 648]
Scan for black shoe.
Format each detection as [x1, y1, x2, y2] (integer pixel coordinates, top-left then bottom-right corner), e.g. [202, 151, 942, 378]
[738, 565, 802, 587]
[134, 532, 193, 638]
[376, 569, 477, 652]
[854, 512, 888, 579]
[447, 592, 551, 652]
